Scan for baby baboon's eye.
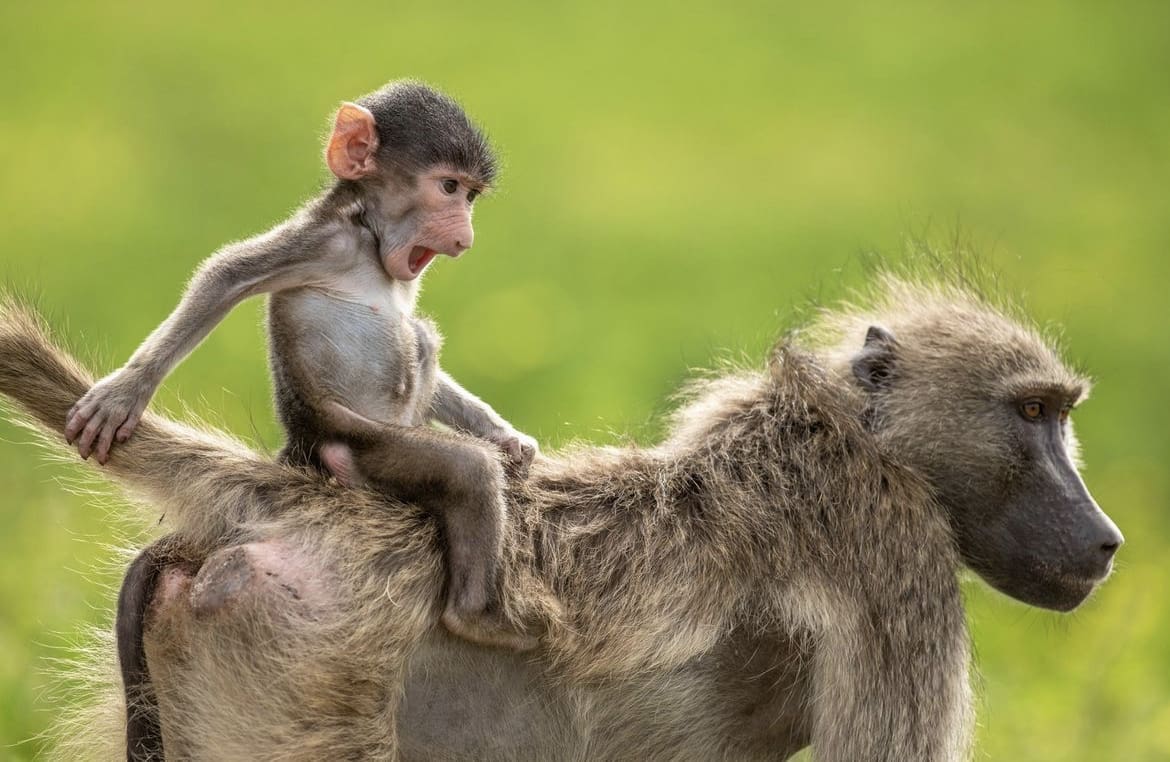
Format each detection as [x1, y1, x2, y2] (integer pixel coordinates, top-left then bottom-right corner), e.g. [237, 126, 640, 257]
[1020, 399, 1045, 421]
[466, 189, 479, 203]
[441, 178, 459, 194]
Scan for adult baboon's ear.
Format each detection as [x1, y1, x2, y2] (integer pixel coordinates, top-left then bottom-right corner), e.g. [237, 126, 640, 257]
[852, 325, 898, 392]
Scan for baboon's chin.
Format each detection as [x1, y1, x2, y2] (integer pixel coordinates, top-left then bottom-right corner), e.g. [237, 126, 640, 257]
[982, 570, 1097, 612]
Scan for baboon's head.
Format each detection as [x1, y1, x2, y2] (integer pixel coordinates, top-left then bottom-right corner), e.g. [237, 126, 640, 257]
[826, 276, 1122, 611]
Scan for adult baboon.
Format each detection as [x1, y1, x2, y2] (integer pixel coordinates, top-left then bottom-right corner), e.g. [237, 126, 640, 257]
[0, 272, 1121, 761]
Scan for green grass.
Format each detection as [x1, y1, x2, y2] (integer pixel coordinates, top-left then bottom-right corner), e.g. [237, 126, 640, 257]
[1, 1, 1167, 758]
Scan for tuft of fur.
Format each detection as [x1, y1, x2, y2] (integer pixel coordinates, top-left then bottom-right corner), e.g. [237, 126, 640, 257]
[357, 80, 498, 187]
[40, 627, 125, 762]
[0, 269, 1094, 760]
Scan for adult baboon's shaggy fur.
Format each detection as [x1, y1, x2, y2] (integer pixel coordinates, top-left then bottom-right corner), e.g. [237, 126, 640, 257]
[0, 272, 1118, 761]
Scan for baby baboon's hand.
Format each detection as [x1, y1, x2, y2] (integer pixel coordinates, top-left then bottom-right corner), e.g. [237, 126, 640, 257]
[65, 370, 154, 465]
[489, 429, 539, 477]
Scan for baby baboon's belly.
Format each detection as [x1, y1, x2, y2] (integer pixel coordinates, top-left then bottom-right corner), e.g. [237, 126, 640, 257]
[273, 288, 438, 426]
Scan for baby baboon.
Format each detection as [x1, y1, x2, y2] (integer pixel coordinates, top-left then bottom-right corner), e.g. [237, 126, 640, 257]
[60, 80, 539, 758]
[0, 272, 1121, 760]
[64, 81, 537, 649]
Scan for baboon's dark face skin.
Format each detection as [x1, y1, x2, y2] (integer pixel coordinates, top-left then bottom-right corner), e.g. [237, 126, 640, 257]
[854, 324, 1123, 612]
[947, 393, 1123, 611]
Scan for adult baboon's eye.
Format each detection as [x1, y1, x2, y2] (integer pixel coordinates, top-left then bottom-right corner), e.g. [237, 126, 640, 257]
[1059, 404, 1072, 424]
[441, 178, 459, 194]
[1020, 400, 1045, 421]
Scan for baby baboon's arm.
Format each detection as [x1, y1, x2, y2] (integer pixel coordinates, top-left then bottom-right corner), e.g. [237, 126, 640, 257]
[65, 218, 338, 463]
[431, 371, 538, 474]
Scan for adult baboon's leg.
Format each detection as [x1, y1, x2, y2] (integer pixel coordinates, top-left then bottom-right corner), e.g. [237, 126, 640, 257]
[118, 537, 197, 761]
[810, 577, 971, 762]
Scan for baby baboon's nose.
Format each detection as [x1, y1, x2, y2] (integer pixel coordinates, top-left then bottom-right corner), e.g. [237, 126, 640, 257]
[454, 222, 474, 254]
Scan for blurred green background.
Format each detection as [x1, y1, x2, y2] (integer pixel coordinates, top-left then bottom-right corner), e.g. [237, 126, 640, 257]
[1, 1, 1167, 759]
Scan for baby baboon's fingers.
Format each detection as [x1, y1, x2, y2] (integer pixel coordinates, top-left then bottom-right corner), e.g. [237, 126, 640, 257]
[76, 413, 108, 459]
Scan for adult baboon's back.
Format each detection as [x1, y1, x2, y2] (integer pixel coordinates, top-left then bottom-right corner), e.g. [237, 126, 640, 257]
[0, 273, 1120, 761]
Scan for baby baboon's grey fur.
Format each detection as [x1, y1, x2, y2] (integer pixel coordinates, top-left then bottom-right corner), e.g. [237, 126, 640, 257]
[0, 272, 1120, 761]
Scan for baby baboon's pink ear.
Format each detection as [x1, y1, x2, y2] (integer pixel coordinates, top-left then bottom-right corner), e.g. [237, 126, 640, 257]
[326, 102, 379, 180]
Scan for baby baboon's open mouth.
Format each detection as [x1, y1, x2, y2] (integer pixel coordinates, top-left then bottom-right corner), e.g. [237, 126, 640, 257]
[408, 246, 437, 275]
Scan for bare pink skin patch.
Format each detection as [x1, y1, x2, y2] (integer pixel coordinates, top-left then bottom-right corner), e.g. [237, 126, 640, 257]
[187, 541, 328, 617]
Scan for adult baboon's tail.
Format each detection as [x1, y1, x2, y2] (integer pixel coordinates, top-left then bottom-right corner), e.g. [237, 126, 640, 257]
[0, 295, 303, 551]
[0, 295, 93, 436]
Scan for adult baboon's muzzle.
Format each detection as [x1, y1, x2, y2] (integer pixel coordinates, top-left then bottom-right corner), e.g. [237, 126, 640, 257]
[1044, 438, 1124, 581]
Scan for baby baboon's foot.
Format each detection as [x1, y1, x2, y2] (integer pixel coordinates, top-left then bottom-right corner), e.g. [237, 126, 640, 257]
[441, 607, 540, 652]
[320, 441, 366, 489]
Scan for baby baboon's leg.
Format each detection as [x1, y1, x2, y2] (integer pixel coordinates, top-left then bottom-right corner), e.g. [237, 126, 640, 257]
[323, 429, 537, 651]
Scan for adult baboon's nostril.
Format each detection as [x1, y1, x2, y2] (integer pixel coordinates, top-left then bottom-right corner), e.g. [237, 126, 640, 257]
[1095, 521, 1123, 560]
